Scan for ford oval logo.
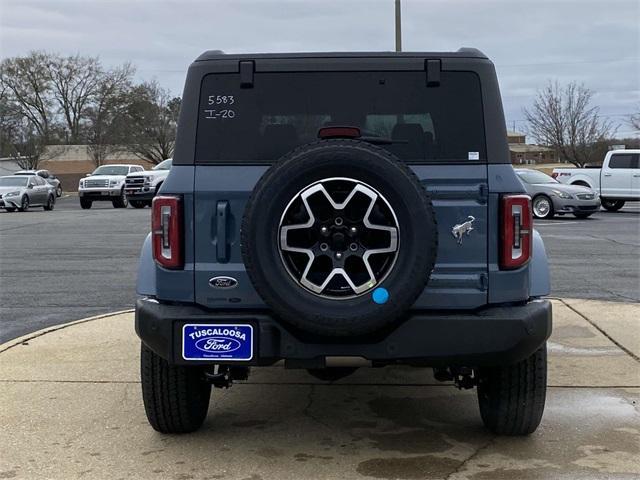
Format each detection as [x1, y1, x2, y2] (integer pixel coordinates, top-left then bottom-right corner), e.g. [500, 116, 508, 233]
[209, 276, 238, 289]
[195, 337, 242, 353]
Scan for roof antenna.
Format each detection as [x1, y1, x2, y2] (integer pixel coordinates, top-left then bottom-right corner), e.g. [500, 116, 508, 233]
[395, 0, 402, 52]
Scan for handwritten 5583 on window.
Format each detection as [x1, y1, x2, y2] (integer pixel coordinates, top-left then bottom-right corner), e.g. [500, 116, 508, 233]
[208, 95, 235, 105]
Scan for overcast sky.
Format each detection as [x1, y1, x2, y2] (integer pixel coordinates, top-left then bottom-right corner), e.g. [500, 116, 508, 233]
[1, 0, 638, 137]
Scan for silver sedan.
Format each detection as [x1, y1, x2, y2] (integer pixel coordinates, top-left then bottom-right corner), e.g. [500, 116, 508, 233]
[14, 169, 63, 197]
[0, 175, 56, 212]
[515, 169, 601, 219]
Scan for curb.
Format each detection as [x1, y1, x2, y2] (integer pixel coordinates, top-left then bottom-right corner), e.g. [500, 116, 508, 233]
[0, 309, 134, 354]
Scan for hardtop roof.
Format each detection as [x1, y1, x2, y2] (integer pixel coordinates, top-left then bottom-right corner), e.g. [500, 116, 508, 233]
[195, 48, 487, 62]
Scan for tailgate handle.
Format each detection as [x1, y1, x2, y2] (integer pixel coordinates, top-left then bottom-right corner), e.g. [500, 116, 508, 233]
[216, 200, 230, 262]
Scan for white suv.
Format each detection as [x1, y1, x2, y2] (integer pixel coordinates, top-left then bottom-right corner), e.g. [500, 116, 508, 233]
[124, 159, 172, 208]
[78, 164, 144, 209]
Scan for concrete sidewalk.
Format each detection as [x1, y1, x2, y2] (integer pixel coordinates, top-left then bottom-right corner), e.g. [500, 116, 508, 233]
[1, 299, 639, 480]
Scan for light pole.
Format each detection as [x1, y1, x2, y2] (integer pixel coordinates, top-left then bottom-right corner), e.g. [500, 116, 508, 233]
[395, 0, 402, 52]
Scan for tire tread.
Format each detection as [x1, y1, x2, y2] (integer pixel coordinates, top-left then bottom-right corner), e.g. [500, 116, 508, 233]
[477, 344, 547, 435]
[140, 343, 211, 434]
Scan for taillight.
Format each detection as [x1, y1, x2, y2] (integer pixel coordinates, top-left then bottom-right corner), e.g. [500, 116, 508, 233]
[152, 195, 183, 269]
[500, 194, 532, 270]
[551, 172, 558, 179]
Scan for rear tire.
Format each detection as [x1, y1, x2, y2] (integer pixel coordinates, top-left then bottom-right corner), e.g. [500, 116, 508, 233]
[56, 185, 63, 197]
[80, 199, 92, 209]
[476, 344, 547, 436]
[4, 207, 16, 212]
[140, 343, 211, 434]
[43, 195, 55, 211]
[601, 199, 625, 212]
[130, 200, 147, 209]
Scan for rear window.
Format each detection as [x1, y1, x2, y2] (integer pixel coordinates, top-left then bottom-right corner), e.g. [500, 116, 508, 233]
[195, 71, 486, 164]
[609, 154, 639, 169]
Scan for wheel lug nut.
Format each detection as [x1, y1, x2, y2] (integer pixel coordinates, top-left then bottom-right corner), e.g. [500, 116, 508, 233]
[320, 243, 329, 252]
[349, 243, 358, 251]
[334, 217, 343, 226]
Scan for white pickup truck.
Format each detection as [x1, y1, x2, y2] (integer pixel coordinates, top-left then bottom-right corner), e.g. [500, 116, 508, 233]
[124, 158, 172, 208]
[552, 149, 640, 211]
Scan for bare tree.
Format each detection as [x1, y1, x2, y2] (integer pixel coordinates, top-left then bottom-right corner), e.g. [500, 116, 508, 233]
[128, 81, 180, 164]
[524, 81, 616, 167]
[85, 64, 135, 166]
[630, 108, 640, 132]
[47, 54, 102, 143]
[0, 51, 55, 139]
[10, 125, 49, 169]
[0, 86, 22, 157]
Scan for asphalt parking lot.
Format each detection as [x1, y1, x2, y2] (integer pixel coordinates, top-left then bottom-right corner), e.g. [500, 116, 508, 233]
[1, 196, 639, 343]
[0, 196, 149, 342]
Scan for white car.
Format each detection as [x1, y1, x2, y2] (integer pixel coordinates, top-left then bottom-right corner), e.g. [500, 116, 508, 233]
[78, 164, 145, 209]
[124, 159, 172, 208]
[552, 149, 640, 211]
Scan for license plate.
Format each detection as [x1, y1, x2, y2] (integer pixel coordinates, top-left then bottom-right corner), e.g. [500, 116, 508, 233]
[182, 324, 253, 361]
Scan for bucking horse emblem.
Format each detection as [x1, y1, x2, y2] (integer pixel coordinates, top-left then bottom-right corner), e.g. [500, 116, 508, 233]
[451, 216, 475, 245]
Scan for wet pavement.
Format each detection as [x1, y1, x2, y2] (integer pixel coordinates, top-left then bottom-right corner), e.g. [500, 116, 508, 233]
[0, 299, 638, 479]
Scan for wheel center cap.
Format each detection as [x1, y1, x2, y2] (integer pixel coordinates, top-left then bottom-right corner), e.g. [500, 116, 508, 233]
[331, 231, 347, 250]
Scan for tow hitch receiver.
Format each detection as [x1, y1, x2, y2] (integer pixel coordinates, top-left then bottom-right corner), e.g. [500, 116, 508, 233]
[433, 367, 477, 389]
[203, 366, 250, 388]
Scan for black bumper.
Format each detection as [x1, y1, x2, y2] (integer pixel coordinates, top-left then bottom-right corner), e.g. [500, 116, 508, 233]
[125, 189, 155, 201]
[135, 298, 552, 368]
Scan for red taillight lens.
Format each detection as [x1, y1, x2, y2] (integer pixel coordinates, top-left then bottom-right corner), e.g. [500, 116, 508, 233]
[500, 194, 532, 270]
[152, 195, 183, 269]
[318, 126, 361, 139]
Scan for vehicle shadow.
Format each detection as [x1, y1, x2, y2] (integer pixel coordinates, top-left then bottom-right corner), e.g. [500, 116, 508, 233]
[179, 371, 495, 478]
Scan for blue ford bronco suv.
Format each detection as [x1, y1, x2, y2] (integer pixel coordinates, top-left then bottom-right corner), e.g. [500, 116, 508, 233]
[135, 49, 552, 436]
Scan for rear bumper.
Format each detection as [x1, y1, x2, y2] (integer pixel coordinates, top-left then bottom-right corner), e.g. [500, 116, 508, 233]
[135, 298, 552, 368]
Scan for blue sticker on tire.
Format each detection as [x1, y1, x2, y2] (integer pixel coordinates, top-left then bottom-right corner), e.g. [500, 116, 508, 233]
[182, 324, 253, 361]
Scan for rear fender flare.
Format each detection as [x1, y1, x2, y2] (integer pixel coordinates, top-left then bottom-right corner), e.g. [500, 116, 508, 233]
[529, 229, 550, 297]
[136, 233, 157, 296]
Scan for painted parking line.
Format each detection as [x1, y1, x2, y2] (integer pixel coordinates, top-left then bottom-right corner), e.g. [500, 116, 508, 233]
[534, 221, 581, 227]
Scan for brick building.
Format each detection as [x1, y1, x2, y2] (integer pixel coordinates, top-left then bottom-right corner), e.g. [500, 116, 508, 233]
[507, 131, 557, 165]
[36, 145, 154, 191]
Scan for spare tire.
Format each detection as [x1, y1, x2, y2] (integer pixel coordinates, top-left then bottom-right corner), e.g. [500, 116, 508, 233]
[241, 139, 437, 336]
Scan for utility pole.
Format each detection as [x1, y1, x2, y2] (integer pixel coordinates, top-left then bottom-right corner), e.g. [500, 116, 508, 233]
[395, 0, 402, 52]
